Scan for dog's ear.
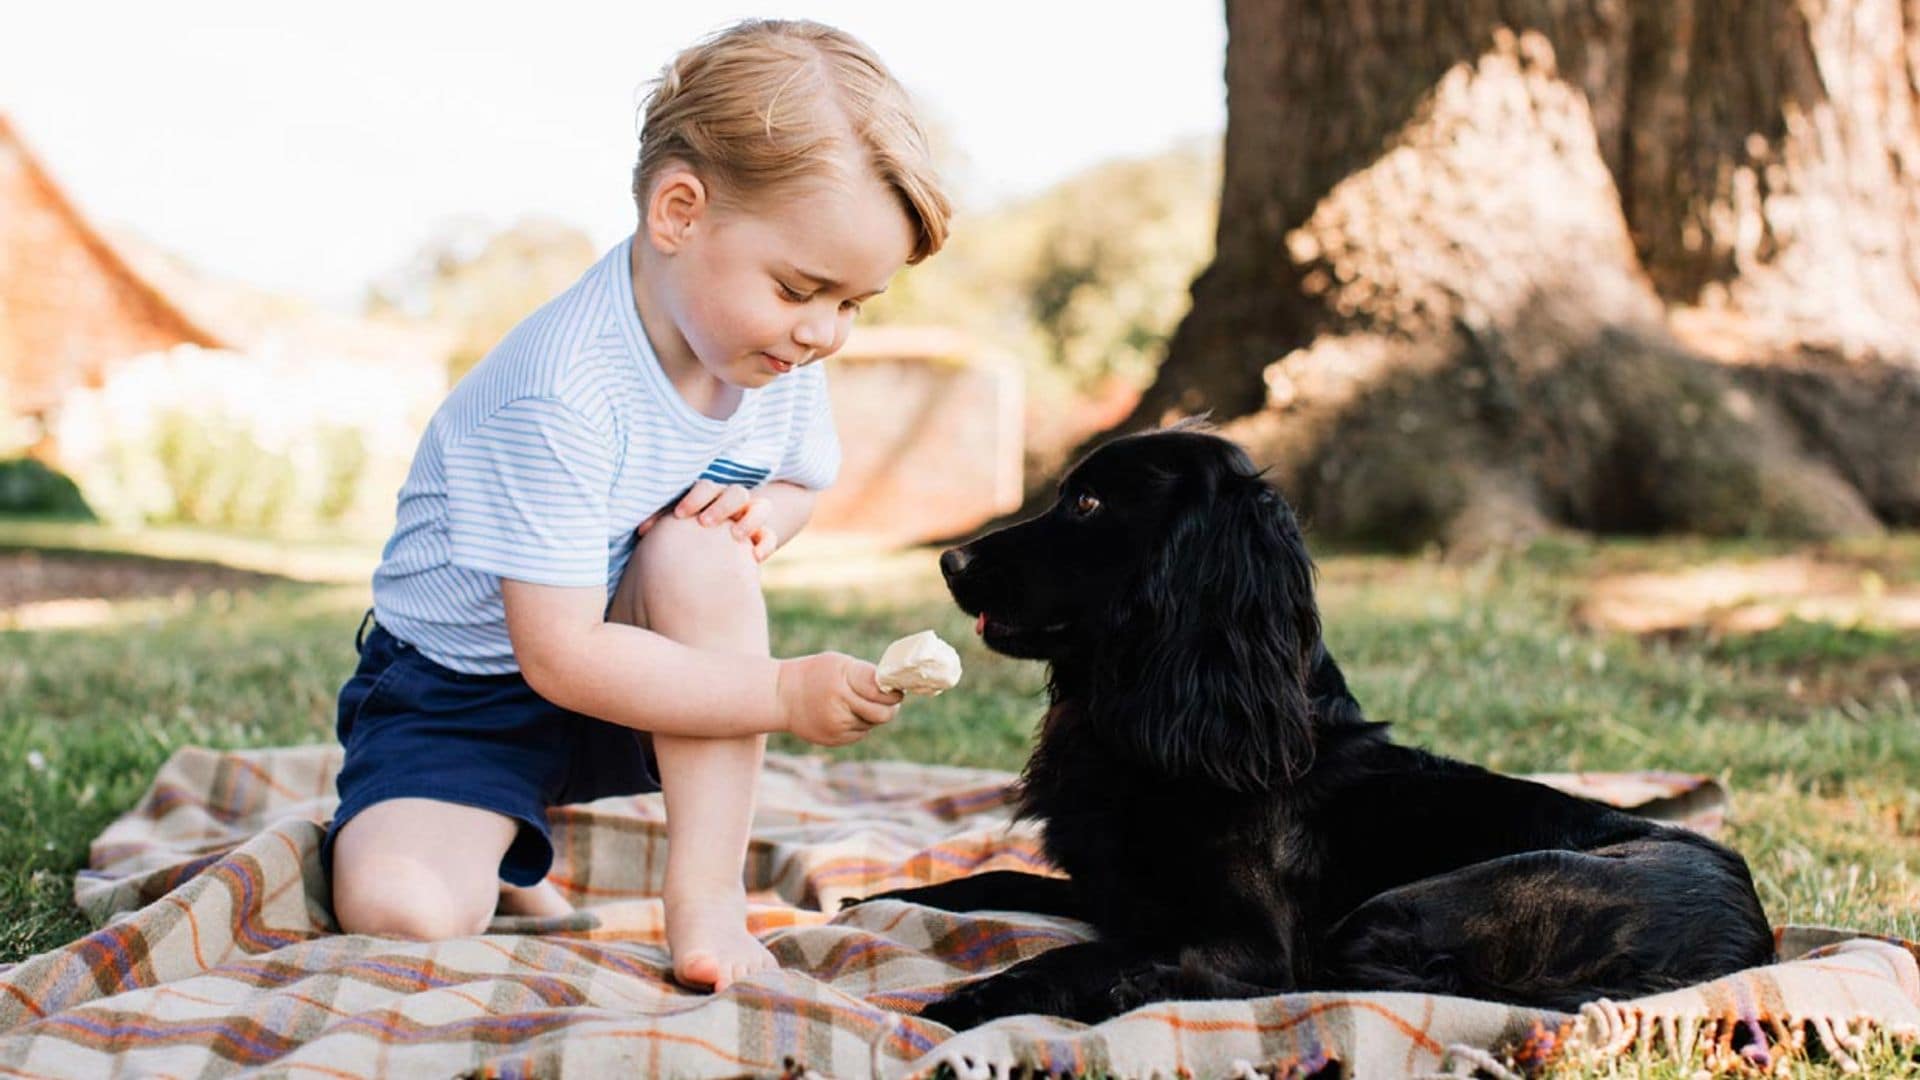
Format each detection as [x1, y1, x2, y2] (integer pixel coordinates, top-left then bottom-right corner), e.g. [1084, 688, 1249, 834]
[1093, 473, 1320, 792]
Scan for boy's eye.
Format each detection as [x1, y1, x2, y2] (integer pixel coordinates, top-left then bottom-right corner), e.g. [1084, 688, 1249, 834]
[841, 299, 863, 314]
[777, 281, 810, 302]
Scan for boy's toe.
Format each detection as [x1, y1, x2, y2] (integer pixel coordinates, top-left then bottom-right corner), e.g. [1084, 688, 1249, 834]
[673, 950, 722, 991]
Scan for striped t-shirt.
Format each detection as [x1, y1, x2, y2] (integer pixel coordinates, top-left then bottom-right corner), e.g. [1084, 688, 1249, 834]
[370, 236, 840, 674]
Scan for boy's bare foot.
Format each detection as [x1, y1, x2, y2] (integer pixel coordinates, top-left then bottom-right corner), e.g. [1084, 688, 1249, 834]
[497, 879, 575, 918]
[664, 888, 777, 991]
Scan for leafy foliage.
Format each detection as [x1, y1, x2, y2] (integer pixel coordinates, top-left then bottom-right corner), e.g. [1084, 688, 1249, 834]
[51, 348, 392, 535]
[365, 217, 598, 381]
[861, 141, 1220, 393]
[0, 458, 93, 519]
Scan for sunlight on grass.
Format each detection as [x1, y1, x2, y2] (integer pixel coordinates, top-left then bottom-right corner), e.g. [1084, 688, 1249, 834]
[3, 532, 1918, 1074]
[0, 517, 380, 585]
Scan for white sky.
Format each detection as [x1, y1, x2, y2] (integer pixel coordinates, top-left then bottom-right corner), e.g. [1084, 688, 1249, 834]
[4, 2, 1226, 312]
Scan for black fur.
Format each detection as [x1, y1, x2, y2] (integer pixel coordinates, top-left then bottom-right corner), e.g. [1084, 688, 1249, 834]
[857, 427, 1774, 1029]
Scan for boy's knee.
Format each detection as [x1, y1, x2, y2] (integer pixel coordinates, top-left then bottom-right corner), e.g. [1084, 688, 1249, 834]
[634, 514, 760, 598]
[332, 857, 494, 941]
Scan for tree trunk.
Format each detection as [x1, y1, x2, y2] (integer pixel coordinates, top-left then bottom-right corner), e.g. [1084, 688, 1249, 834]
[1085, 0, 1920, 549]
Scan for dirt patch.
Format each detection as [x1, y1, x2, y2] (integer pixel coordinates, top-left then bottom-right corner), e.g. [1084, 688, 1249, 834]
[1577, 554, 1920, 707]
[1575, 555, 1920, 636]
[0, 548, 292, 628]
[1765, 655, 1920, 710]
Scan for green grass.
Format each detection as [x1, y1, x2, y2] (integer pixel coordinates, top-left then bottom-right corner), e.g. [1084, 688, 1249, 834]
[4, 526, 1918, 1075]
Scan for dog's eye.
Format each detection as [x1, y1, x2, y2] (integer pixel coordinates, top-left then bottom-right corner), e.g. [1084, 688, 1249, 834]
[1070, 492, 1101, 518]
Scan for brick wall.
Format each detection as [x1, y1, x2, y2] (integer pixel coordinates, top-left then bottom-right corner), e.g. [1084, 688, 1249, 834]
[0, 117, 219, 418]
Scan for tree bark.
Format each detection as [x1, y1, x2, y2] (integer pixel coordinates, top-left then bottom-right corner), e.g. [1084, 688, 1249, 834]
[1077, 0, 1920, 548]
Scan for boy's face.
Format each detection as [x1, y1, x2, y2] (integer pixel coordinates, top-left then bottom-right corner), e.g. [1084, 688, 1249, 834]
[647, 161, 916, 390]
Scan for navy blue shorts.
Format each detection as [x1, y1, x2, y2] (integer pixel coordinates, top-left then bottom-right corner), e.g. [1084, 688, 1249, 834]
[323, 612, 660, 887]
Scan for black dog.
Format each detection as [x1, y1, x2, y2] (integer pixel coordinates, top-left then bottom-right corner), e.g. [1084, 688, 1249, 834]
[859, 427, 1773, 1029]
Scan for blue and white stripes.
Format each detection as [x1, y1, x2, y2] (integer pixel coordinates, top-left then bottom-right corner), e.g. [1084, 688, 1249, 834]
[701, 458, 773, 487]
[370, 237, 840, 674]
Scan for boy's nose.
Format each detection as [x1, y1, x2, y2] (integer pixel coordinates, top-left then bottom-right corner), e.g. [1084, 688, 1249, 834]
[793, 322, 828, 349]
[793, 310, 838, 349]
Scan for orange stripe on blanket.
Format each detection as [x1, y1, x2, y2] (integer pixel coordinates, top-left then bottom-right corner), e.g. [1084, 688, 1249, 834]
[278, 990, 354, 1020]
[1796, 960, 1912, 995]
[747, 908, 832, 935]
[270, 829, 304, 862]
[0, 983, 45, 1019]
[164, 895, 210, 972]
[153, 985, 237, 1009]
[1129, 998, 1448, 1055]
[808, 852, 1055, 885]
[538, 875, 659, 899]
[231, 757, 311, 803]
[445, 987, 492, 1013]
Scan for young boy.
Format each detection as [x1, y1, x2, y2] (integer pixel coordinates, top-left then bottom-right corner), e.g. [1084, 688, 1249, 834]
[325, 19, 952, 992]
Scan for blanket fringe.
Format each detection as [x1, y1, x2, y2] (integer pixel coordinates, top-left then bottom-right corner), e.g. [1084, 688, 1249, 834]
[929, 1053, 1002, 1080]
[908, 1004, 1919, 1079]
[1504, 999, 1920, 1076]
[1424, 1043, 1522, 1079]
[872, 1012, 904, 1078]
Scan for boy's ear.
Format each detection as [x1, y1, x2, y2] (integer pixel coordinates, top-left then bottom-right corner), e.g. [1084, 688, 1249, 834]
[645, 165, 708, 254]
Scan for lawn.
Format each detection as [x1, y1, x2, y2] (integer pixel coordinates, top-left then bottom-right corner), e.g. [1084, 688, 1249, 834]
[3, 522, 1917, 1074]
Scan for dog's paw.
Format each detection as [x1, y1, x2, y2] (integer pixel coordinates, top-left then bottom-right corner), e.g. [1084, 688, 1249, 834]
[915, 971, 1046, 1031]
[1105, 972, 1153, 1016]
[839, 887, 913, 911]
[842, 884, 950, 912]
[915, 996, 976, 1031]
[917, 988, 998, 1031]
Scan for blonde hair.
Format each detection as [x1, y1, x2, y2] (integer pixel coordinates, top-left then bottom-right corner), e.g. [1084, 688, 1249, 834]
[633, 19, 950, 264]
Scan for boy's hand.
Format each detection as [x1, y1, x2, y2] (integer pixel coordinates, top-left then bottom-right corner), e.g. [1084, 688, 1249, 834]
[663, 480, 778, 562]
[775, 653, 904, 746]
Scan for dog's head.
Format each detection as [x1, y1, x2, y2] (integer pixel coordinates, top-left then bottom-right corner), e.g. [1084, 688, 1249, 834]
[943, 426, 1320, 790]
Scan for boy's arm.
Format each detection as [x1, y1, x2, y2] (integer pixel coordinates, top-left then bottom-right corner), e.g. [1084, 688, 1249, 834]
[757, 480, 817, 553]
[503, 580, 786, 738]
[503, 568, 898, 743]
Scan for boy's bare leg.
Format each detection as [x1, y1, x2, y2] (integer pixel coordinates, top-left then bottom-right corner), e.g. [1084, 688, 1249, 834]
[498, 878, 573, 917]
[652, 734, 773, 990]
[332, 797, 518, 939]
[614, 514, 777, 991]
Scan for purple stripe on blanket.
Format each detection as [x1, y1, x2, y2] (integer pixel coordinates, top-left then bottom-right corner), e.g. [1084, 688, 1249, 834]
[41, 1012, 298, 1064]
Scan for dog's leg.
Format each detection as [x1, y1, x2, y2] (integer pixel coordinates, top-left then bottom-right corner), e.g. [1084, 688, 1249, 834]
[1319, 836, 1774, 1010]
[922, 936, 1298, 1030]
[918, 939, 1150, 1029]
[1102, 943, 1293, 1016]
[843, 870, 1086, 920]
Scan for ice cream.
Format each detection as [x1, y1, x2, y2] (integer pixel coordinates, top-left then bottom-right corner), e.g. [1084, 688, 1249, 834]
[875, 630, 963, 695]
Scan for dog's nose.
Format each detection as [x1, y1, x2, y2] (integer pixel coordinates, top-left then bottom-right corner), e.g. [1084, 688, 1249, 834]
[939, 547, 971, 580]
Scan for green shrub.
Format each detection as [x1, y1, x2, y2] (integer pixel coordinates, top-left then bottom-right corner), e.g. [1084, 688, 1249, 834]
[315, 426, 369, 524]
[0, 457, 94, 519]
[147, 412, 329, 531]
[50, 345, 427, 537]
[862, 141, 1220, 393]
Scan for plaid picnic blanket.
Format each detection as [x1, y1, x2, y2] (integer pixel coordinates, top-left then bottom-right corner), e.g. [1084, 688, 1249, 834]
[0, 746, 1914, 1078]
